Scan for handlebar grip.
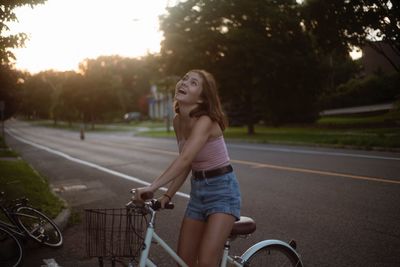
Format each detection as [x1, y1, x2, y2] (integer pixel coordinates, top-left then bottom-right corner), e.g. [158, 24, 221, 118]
[152, 200, 174, 210]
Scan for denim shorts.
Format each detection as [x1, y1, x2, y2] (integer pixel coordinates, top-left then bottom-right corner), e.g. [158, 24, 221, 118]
[185, 171, 241, 221]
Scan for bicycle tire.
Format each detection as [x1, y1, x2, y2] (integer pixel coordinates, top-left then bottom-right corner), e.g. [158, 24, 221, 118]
[14, 206, 63, 247]
[244, 244, 303, 267]
[0, 226, 24, 267]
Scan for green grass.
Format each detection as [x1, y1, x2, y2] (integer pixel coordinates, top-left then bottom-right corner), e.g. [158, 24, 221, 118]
[140, 126, 400, 149]
[247, 127, 397, 148]
[0, 137, 64, 219]
[137, 111, 400, 149]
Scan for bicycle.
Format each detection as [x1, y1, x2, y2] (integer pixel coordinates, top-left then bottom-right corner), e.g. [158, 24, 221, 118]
[0, 191, 63, 267]
[85, 192, 304, 267]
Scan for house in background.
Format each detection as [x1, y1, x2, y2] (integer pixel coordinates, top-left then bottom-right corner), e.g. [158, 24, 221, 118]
[147, 85, 173, 120]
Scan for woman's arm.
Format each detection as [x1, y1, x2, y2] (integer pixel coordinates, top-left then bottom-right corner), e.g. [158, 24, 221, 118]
[164, 166, 191, 198]
[147, 116, 213, 192]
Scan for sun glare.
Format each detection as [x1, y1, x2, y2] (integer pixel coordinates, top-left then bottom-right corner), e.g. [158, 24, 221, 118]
[349, 46, 363, 60]
[8, 0, 170, 74]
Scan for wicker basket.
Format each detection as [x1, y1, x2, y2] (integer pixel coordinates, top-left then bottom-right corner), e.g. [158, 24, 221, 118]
[85, 208, 148, 260]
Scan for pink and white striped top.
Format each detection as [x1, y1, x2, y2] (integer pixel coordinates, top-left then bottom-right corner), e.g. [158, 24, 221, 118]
[178, 135, 230, 171]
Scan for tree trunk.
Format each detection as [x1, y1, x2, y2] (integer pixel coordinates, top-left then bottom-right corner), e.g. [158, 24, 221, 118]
[247, 123, 255, 135]
[245, 89, 255, 136]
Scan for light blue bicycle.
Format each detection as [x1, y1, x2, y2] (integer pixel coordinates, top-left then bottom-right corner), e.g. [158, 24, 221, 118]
[85, 192, 303, 267]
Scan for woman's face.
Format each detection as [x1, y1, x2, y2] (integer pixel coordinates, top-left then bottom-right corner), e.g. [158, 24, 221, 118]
[175, 71, 204, 105]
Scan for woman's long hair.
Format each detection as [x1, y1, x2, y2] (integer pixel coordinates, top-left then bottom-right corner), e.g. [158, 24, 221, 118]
[174, 69, 228, 131]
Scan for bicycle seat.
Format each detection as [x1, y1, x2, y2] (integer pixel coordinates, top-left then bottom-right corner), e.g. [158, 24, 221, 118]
[230, 216, 256, 236]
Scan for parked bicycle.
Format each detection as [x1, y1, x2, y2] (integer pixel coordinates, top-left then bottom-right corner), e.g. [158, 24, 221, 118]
[85, 192, 303, 267]
[0, 191, 63, 267]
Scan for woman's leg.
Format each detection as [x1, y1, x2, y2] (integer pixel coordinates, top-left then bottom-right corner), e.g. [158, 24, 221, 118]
[197, 213, 236, 267]
[178, 217, 206, 266]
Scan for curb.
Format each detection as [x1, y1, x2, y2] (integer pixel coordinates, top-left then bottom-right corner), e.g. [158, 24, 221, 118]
[54, 207, 71, 231]
[50, 189, 72, 232]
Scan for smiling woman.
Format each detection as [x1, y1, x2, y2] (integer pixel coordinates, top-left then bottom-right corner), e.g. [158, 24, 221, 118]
[7, 0, 171, 74]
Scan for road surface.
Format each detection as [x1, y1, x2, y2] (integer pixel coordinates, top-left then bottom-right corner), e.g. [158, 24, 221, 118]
[4, 119, 400, 267]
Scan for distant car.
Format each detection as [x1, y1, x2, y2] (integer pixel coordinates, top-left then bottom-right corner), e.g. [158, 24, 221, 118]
[124, 112, 141, 122]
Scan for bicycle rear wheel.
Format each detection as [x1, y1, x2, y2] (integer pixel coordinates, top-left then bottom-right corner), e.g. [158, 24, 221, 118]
[0, 227, 23, 267]
[14, 206, 63, 247]
[245, 244, 303, 267]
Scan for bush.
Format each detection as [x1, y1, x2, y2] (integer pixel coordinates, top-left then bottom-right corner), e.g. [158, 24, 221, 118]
[320, 72, 400, 109]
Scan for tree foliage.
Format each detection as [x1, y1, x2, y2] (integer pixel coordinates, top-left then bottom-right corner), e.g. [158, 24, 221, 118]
[160, 0, 325, 130]
[0, 64, 23, 119]
[302, 0, 400, 72]
[5, 0, 399, 128]
[18, 55, 162, 125]
[1, 0, 46, 121]
[1, 0, 46, 64]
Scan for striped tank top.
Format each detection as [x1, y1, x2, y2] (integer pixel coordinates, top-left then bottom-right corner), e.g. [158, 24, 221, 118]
[178, 135, 230, 171]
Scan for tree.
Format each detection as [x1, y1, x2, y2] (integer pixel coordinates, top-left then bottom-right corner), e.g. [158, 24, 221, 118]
[78, 55, 160, 125]
[1, 0, 46, 64]
[302, 0, 400, 72]
[160, 0, 324, 131]
[0, 65, 24, 120]
[1, 0, 47, 121]
[19, 71, 53, 119]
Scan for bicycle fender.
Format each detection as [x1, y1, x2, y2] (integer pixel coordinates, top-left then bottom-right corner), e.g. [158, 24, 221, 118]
[240, 239, 303, 265]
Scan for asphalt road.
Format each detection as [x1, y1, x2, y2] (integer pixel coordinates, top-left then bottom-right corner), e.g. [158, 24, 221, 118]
[4, 119, 400, 267]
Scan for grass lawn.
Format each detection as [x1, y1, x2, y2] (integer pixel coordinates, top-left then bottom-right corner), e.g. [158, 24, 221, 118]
[139, 125, 400, 150]
[136, 111, 400, 150]
[0, 137, 64, 219]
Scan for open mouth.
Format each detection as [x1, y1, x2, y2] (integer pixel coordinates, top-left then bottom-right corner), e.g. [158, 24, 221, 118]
[177, 88, 187, 95]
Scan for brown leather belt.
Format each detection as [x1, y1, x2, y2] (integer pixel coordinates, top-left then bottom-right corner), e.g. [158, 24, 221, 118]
[192, 165, 233, 179]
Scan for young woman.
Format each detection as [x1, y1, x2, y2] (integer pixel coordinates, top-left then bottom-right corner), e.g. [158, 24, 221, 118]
[133, 69, 241, 267]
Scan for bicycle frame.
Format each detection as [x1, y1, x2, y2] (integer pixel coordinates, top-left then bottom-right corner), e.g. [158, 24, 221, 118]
[137, 207, 243, 267]
[139, 223, 188, 267]
[138, 205, 188, 267]
[129, 197, 303, 267]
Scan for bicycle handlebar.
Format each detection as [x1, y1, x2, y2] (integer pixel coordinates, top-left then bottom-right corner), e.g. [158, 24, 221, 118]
[126, 190, 174, 211]
[126, 199, 174, 211]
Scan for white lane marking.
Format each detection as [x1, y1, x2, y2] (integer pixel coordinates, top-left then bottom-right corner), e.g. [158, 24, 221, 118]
[229, 144, 400, 161]
[6, 129, 190, 199]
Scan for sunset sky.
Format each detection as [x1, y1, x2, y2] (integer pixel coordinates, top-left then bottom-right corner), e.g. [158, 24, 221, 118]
[8, 0, 361, 74]
[8, 0, 175, 74]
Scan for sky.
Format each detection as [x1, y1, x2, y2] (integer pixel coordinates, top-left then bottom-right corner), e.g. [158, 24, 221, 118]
[8, 0, 174, 74]
[8, 0, 361, 74]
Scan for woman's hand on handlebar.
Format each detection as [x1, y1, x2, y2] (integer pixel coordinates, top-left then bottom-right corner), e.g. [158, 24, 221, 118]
[131, 186, 154, 201]
[157, 194, 171, 209]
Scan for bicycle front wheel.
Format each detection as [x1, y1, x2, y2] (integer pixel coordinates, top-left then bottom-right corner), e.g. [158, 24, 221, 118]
[245, 244, 303, 267]
[14, 206, 63, 247]
[0, 227, 23, 267]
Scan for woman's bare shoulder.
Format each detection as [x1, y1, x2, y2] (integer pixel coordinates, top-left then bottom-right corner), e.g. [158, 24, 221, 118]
[194, 115, 222, 137]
